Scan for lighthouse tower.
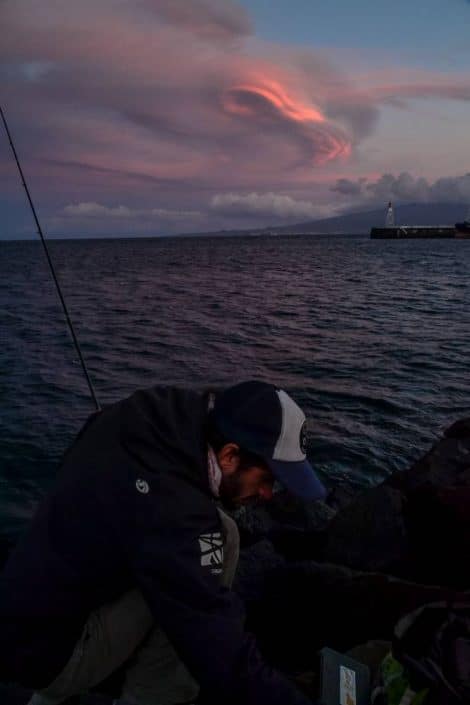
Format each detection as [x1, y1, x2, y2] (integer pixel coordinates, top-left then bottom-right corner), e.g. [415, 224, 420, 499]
[385, 202, 395, 227]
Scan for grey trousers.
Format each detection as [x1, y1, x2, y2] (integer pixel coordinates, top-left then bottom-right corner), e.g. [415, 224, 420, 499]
[28, 509, 239, 705]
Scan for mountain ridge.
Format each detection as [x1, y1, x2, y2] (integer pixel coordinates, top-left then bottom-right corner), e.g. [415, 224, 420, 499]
[259, 201, 469, 235]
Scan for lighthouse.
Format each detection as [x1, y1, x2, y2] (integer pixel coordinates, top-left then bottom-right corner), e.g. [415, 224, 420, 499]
[385, 202, 395, 227]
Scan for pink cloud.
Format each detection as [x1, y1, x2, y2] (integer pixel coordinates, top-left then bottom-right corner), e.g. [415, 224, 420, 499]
[2, 0, 470, 235]
[354, 66, 470, 106]
[1, 1, 356, 203]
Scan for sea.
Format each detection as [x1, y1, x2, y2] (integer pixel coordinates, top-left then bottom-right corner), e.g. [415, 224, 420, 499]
[1, 233, 470, 540]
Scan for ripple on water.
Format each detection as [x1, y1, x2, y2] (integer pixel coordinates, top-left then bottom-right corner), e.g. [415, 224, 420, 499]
[1, 234, 470, 536]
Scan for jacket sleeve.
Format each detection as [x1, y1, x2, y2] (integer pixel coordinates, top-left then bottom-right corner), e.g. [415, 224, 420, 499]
[127, 474, 314, 705]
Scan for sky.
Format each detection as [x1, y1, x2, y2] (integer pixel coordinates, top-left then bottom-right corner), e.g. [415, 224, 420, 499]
[1, 0, 470, 238]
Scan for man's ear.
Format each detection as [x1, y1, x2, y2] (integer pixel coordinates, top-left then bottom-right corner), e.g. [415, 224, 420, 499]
[217, 443, 240, 476]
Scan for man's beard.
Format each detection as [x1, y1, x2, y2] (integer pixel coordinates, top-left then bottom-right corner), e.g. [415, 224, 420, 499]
[218, 471, 259, 510]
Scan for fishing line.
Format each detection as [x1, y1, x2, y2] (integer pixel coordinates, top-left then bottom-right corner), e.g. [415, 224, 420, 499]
[1, 105, 101, 412]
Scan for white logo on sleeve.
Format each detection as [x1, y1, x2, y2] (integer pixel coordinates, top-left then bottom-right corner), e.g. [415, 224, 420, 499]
[136, 479, 149, 494]
[199, 532, 223, 574]
[340, 665, 357, 705]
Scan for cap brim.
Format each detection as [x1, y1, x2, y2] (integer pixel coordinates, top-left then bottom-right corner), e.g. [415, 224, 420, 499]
[267, 458, 327, 501]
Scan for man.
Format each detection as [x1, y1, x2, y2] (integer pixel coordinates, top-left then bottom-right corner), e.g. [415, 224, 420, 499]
[0, 380, 326, 705]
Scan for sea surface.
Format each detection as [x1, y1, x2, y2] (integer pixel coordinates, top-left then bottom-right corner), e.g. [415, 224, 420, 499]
[1, 234, 470, 539]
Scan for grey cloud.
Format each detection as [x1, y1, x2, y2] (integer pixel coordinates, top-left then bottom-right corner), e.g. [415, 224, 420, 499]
[62, 202, 202, 220]
[137, 0, 252, 38]
[430, 174, 470, 201]
[210, 192, 331, 219]
[332, 178, 367, 196]
[367, 173, 431, 202]
[332, 172, 470, 203]
[378, 83, 470, 107]
[326, 100, 380, 141]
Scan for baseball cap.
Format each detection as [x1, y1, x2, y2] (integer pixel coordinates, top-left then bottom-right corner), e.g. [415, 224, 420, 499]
[211, 380, 326, 501]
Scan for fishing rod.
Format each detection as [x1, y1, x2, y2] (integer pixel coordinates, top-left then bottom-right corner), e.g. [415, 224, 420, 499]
[1, 105, 101, 412]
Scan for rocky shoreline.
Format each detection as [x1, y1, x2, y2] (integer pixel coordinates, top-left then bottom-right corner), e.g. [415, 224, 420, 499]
[232, 416, 470, 697]
[236, 416, 470, 589]
[1, 417, 470, 703]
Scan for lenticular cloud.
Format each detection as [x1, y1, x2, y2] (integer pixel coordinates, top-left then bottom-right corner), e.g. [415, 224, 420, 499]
[0, 0, 354, 204]
[3, 0, 470, 233]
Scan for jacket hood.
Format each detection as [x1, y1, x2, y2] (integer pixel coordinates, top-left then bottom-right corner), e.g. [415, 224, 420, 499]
[118, 386, 210, 492]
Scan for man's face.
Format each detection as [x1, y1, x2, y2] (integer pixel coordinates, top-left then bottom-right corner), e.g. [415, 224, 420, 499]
[217, 443, 275, 509]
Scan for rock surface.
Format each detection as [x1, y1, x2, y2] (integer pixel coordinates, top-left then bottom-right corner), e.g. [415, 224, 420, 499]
[322, 485, 408, 573]
[234, 416, 470, 685]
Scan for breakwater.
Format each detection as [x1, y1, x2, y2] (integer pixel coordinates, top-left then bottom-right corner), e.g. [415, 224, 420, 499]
[370, 226, 457, 238]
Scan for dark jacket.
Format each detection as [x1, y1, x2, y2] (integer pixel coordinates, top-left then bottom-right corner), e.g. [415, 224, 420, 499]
[0, 386, 312, 704]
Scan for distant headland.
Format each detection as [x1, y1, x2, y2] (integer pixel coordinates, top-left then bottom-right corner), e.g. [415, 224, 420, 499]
[182, 202, 469, 239]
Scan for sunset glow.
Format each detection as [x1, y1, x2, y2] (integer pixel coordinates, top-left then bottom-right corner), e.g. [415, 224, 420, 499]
[223, 79, 325, 124]
[1, 0, 470, 237]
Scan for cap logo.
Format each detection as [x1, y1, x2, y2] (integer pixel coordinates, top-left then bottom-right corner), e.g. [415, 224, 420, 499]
[300, 421, 307, 455]
[136, 478, 149, 494]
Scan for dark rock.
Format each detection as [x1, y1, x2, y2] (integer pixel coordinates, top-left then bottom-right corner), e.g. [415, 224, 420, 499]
[230, 492, 335, 566]
[324, 483, 360, 512]
[233, 539, 285, 603]
[230, 418, 470, 589]
[403, 485, 470, 588]
[314, 419, 470, 584]
[239, 418, 470, 683]
[266, 491, 335, 532]
[444, 417, 470, 439]
[269, 526, 329, 562]
[386, 421, 470, 493]
[322, 486, 408, 573]
[0, 683, 32, 705]
[0, 684, 111, 704]
[231, 491, 335, 549]
[0, 536, 14, 570]
[231, 504, 276, 545]
[247, 560, 464, 673]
